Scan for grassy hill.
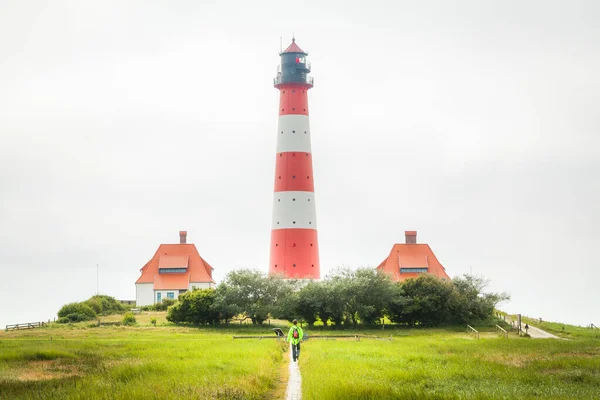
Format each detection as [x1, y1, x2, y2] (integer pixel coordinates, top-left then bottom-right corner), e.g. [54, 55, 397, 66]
[1, 313, 598, 399]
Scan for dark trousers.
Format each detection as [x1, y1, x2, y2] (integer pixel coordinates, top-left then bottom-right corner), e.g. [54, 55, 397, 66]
[292, 342, 301, 361]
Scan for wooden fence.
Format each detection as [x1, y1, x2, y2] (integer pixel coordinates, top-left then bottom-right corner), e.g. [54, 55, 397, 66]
[495, 324, 508, 339]
[466, 325, 480, 339]
[5, 321, 47, 331]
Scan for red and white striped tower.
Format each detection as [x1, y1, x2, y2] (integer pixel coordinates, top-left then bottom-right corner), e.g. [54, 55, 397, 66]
[269, 38, 320, 279]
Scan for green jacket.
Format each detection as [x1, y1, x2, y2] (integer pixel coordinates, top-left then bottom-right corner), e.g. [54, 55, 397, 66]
[287, 325, 303, 345]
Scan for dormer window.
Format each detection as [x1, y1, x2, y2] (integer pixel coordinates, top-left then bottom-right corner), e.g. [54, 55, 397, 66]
[159, 268, 187, 274]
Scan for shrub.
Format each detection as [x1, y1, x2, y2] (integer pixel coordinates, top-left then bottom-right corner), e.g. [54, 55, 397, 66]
[84, 295, 126, 315]
[122, 312, 136, 326]
[154, 298, 177, 311]
[58, 302, 96, 322]
[57, 317, 70, 324]
[150, 317, 157, 326]
[167, 289, 219, 325]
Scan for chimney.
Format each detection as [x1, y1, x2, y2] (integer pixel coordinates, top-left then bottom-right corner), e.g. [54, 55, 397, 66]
[179, 231, 187, 244]
[405, 231, 417, 244]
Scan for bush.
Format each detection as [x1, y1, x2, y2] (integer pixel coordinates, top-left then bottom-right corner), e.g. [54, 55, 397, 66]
[140, 299, 177, 312]
[122, 312, 136, 326]
[167, 289, 219, 325]
[84, 295, 126, 315]
[58, 302, 96, 322]
[150, 317, 157, 326]
[57, 317, 70, 324]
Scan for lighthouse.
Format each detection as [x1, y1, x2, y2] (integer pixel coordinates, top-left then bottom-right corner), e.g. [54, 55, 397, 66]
[269, 38, 320, 279]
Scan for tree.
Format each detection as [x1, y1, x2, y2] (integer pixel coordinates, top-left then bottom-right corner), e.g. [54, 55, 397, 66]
[323, 274, 347, 327]
[295, 281, 324, 326]
[450, 275, 510, 324]
[385, 283, 411, 324]
[218, 269, 283, 324]
[212, 282, 242, 324]
[401, 274, 455, 326]
[326, 267, 396, 326]
[166, 289, 219, 325]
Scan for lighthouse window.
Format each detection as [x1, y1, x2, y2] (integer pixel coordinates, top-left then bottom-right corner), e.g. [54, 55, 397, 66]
[281, 131, 283, 134]
[276, 244, 278, 246]
[292, 175, 296, 179]
[282, 108, 284, 111]
[292, 130, 295, 133]
[307, 176, 310, 179]
[293, 264, 296, 267]
[292, 108, 296, 111]
[279, 176, 281, 179]
[293, 221, 296, 224]
[278, 199, 280, 202]
[292, 90, 296, 93]
[304, 131, 307, 134]
[310, 244, 313, 246]
[275, 264, 278, 268]
[311, 264, 314, 267]
[293, 198, 295, 201]
[303, 109, 306, 111]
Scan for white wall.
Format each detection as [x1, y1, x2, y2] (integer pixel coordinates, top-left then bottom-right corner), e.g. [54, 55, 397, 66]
[154, 290, 181, 303]
[135, 283, 154, 306]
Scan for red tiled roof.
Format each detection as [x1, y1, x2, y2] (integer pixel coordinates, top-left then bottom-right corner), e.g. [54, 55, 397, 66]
[282, 39, 306, 54]
[158, 255, 188, 269]
[136, 243, 215, 289]
[154, 272, 190, 290]
[376, 243, 450, 282]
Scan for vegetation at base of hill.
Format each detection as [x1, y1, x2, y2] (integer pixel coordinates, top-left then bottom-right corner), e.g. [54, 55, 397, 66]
[166, 268, 509, 328]
[0, 325, 284, 400]
[122, 312, 137, 326]
[1, 320, 598, 399]
[300, 331, 600, 400]
[140, 298, 177, 311]
[519, 315, 600, 339]
[57, 295, 128, 323]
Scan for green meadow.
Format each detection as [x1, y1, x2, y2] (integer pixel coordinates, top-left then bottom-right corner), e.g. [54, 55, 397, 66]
[1, 314, 599, 399]
[0, 322, 286, 400]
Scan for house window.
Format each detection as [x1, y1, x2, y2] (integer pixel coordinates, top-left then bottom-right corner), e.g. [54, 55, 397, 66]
[167, 292, 175, 299]
[400, 268, 428, 273]
[159, 268, 187, 274]
[157, 292, 162, 302]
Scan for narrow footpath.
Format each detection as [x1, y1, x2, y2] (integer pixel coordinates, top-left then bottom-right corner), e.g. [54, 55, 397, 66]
[507, 318, 560, 339]
[285, 345, 302, 400]
[519, 322, 560, 339]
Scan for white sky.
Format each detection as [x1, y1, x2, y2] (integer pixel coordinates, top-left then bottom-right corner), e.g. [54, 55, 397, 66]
[1, 1, 598, 328]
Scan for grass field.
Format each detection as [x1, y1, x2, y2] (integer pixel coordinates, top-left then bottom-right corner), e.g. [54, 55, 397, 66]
[1, 314, 599, 399]
[0, 321, 287, 400]
[301, 329, 600, 399]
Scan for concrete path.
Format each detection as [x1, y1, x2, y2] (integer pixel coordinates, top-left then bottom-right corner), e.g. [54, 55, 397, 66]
[285, 345, 302, 400]
[520, 323, 560, 339]
[507, 318, 559, 339]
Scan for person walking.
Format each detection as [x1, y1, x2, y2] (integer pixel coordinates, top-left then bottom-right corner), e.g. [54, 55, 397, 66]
[287, 319, 303, 362]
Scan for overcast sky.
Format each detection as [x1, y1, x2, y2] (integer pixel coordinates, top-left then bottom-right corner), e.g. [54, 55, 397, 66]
[1, 1, 598, 329]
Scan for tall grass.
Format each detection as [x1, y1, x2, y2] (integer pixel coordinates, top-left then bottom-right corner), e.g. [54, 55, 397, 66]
[0, 325, 285, 400]
[301, 331, 600, 399]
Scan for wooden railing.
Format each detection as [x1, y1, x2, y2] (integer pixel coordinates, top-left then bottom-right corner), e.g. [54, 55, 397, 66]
[495, 324, 508, 339]
[5, 321, 46, 331]
[466, 325, 479, 339]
